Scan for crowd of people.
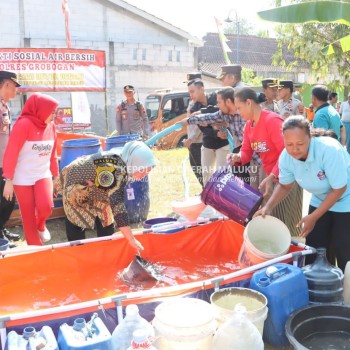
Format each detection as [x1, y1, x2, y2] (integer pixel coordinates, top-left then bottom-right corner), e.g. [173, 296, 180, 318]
[1, 66, 350, 271]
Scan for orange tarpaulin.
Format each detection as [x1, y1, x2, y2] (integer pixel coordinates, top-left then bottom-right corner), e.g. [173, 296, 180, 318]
[0, 221, 303, 327]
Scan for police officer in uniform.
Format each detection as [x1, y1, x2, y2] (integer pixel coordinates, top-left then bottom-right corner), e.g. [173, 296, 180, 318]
[277, 80, 304, 119]
[216, 64, 246, 88]
[260, 78, 280, 113]
[115, 85, 150, 139]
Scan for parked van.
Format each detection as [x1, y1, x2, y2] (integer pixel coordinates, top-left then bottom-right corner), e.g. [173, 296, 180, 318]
[145, 89, 190, 149]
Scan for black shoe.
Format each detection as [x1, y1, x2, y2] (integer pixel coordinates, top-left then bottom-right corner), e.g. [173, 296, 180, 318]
[9, 243, 17, 249]
[0, 228, 20, 241]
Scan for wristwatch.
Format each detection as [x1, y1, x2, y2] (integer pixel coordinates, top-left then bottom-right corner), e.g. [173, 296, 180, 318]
[3, 178, 12, 181]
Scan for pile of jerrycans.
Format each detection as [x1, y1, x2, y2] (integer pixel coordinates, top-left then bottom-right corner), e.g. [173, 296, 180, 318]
[248, 247, 344, 348]
[3, 247, 345, 350]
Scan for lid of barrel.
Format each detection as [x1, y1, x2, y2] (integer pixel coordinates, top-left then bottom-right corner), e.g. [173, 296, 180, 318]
[154, 298, 214, 327]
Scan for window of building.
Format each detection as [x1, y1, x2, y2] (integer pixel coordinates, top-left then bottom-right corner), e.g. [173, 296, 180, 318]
[142, 48, 146, 60]
[176, 51, 180, 62]
[133, 48, 137, 60]
[168, 50, 172, 62]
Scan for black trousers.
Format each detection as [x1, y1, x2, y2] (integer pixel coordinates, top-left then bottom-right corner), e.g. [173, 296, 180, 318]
[231, 146, 250, 184]
[189, 143, 203, 188]
[65, 217, 115, 241]
[305, 205, 350, 272]
[0, 168, 16, 229]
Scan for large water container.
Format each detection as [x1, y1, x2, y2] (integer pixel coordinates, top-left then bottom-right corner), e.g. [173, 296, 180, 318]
[238, 215, 291, 268]
[302, 247, 344, 304]
[105, 134, 150, 223]
[249, 263, 309, 347]
[111, 304, 155, 350]
[152, 298, 216, 350]
[212, 304, 264, 350]
[60, 138, 102, 171]
[210, 287, 268, 335]
[5, 326, 58, 350]
[58, 313, 113, 350]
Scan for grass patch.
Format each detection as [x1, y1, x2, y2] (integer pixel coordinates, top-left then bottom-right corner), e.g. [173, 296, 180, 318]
[148, 147, 202, 219]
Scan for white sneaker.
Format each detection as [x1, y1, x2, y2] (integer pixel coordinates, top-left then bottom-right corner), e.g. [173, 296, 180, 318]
[38, 228, 51, 243]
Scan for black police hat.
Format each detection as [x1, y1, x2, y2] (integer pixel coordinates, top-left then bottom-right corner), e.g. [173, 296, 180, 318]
[0, 71, 21, 87]
[278, 80, 294, 91]
[216, 64, 242, 80]
[183, 72, 202, 83]
[123, 85, 135, 92]
[261, 78, 280, 88]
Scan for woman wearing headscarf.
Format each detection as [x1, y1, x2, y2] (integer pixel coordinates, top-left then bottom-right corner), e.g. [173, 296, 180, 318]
[3, 93, 59, 245]
[55, 140, 156, 251]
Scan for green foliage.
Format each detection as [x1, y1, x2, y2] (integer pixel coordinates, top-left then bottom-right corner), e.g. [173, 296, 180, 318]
[242, 68, 264, 86]
[259, 0, 350, 88]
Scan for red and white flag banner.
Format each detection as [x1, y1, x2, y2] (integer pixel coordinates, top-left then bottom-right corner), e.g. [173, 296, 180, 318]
[0, 48, 106, 92]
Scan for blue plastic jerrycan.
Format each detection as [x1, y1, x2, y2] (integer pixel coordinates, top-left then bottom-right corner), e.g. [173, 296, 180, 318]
[58, 313, 113, 350]
[5, 325, 58, 350]
[249, 263, 309, 347]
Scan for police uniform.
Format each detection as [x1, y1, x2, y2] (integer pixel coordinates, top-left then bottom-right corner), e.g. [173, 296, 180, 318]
[216, 64, 246, 88]
[183, 72, 201, 84]
[260, 78, 280, 114]
[277, 80, 304, 119]
[115, 85, 150, 138]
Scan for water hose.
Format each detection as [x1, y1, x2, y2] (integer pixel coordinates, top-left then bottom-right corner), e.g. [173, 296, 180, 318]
[221, 127, 234, 152]
[145, 123, 183, 147]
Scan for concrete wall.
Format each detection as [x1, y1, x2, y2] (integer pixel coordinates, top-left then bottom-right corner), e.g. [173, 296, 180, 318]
[0, 0, 199, 135]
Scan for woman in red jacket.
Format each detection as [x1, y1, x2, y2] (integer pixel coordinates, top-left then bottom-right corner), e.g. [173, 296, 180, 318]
[3, 93, 59, 245]
[228, 87, 303, 236]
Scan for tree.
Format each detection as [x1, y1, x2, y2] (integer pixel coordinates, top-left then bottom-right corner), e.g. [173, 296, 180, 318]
[258, 0, 350, 88]
[224, 17, 255, 35]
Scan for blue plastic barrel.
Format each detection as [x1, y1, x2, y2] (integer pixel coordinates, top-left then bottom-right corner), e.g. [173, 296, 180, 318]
[105, 134, 150, 224]
[60, 138, 101, 171]
[105, 134, 140, 149]
[249, 263, 309, 347]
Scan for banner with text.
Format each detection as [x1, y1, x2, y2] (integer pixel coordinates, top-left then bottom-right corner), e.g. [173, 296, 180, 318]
[0, 48, 106, 92]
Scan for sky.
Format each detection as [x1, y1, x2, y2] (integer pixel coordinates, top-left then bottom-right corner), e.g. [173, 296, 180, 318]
[123, 0, 277, 38]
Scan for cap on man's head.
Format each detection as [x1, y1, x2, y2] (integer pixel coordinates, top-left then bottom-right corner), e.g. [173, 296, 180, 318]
[0, 71, 21, 87]
[216, 64, 242, 80]
[123, 85, 135, 92]
[278, 80, 294, 91]
[261, 78, 279, 88]
[183, 72, 202, 83]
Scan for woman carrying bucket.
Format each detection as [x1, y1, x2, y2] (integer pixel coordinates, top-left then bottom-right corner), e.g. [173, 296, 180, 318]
[227, 87, 303, 237]
[254, 115, 350, 272]
[55, 140, 156, 252]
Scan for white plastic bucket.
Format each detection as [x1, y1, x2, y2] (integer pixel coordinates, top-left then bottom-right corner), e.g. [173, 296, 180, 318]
[152, 298, 216, 350]
[238, 215, 291, 268]
[210, 287, 268, 335]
